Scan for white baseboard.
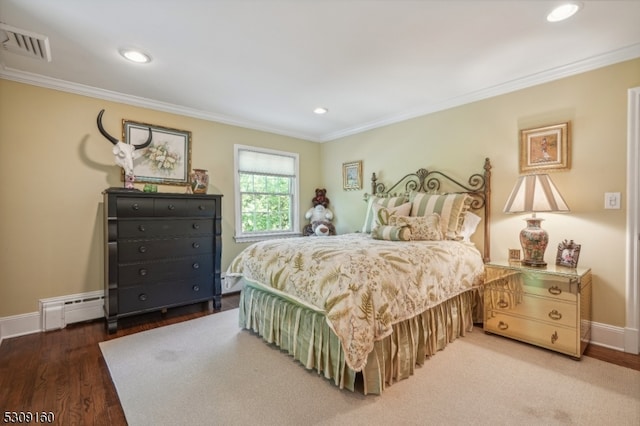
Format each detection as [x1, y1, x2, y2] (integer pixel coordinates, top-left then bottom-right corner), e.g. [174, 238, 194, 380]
[589, 321, 627, 352]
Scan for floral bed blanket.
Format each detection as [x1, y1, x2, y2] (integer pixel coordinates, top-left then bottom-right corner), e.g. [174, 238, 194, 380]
[227, 233, 484, 371]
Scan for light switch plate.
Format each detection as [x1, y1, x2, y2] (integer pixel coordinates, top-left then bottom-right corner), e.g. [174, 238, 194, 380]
[604, 192, 621, 209]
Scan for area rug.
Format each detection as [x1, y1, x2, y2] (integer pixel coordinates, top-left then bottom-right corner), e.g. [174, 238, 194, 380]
[100, 309, 639, 425]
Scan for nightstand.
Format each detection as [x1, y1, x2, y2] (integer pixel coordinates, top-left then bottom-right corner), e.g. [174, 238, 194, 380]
[483, 260, 592, 359]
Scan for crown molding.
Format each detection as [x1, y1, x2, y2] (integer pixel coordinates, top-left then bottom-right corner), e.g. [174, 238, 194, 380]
[2, 42, 639, 144]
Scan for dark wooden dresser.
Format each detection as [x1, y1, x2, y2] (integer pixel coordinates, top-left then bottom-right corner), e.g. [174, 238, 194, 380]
[103, 189, 223, 332]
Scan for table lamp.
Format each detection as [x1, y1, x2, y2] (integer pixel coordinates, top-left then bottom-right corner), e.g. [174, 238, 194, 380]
[503, 174, 570, 267]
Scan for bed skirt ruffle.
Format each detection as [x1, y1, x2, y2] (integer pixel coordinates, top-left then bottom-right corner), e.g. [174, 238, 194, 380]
[239, 279, 483, 395]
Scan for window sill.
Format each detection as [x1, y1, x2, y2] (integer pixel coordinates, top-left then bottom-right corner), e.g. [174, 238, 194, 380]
[234, 232, 303, 244]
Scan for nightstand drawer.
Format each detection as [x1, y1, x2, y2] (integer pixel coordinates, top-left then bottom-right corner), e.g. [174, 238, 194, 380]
[485, 291, 576, 328]
[485, 313, 577, 356]
[485, 268, 577, 302]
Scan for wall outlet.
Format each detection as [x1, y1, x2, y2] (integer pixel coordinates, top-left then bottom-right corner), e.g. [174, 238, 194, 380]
[604, 192, 621, 209]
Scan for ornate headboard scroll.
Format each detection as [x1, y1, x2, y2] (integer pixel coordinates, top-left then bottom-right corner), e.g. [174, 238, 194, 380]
[364, 158, 492, 261]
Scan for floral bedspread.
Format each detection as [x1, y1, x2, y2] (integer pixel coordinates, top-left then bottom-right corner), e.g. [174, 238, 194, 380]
[227, 233, 484, 371]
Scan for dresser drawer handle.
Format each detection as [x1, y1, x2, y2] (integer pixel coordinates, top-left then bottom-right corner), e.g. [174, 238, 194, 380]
[138, 246, 147, 253]
[192, 263, 200, 269]
[198, 205, 206, 211]
[192, 242, 200, 249]
[548, 309, 563, 321]
[139, 268, 148, 276]
[551, 331, 558, 344]
[138, 293, 148, 302]
[192, 285, 200, 292]
[192, 223, 200, 230]
[548, 286, 562, 296]
[138, 225, 146, 232]
[498, 321, 509, 331]
[167, 204, 175, 210]
[497, 299, 509, 309]
[131, 203, 140, 210]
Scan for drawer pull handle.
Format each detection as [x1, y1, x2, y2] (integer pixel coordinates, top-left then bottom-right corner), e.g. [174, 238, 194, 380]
[548, 309, 563, 321]
[138, 246, 147, 253]
[551, 331, 558, 344]
[192, 285, 200, 292]
[139, 293, 148, 302]
[498, 321, 509, 331]
[132, 203, 140, 210]
[497, 299, 509, 309]
[168, 204, 175, 210]
[138, 225, 146, 232]
[192, 223, 200, 230]
[198, 205, 206, 210]
[548, 286, 562, 296]
[192, 263, 200, 269]
[192, 242, 200, 249]
[139, 268, 147, 276]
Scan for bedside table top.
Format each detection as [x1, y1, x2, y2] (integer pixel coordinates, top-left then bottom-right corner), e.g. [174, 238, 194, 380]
[486, 260, 591, 278]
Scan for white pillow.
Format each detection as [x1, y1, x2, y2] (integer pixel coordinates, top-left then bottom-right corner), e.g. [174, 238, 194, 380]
[459, 211, 481, 242]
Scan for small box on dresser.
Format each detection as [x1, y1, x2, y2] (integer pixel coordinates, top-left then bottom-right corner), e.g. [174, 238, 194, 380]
[484, 261, 592, 359]
[103, 189, 223, 333]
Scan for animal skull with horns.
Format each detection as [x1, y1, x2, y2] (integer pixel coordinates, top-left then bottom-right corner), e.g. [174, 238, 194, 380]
[97, 109, 152, 186]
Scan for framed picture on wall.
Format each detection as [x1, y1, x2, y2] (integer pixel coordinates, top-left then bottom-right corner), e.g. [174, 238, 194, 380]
[519, 122, 570, 173]
[342, 161, 363, 190]
[123, 120, 192, 185]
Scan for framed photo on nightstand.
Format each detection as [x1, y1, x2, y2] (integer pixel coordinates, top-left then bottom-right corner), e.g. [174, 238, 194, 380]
[556, 239, 581, 268]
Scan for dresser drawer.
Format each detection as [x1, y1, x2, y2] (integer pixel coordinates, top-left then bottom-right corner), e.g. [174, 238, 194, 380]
[485, 313, 577, 356]
[186, 198, 217, 217]
[118, 236, 213, 261]
[118, 218, 213, 238]
[118, 255, 213, 286]
[118, 279, 214, 314]
[485, 290, 576, 328]
[485, 270, 577, 302]
[116, 197, 154, 217]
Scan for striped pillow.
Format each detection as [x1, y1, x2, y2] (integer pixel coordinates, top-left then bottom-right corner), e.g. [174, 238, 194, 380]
[361, 196, 407, 233]
[371, 225, 411, 241]
[409, 192, 471, 239]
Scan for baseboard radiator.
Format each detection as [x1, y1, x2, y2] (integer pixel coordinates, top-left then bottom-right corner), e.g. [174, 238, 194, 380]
[39, 290, 104, 331]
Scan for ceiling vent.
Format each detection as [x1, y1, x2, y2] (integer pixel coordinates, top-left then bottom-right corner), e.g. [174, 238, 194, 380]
[0, 22, 51, 62]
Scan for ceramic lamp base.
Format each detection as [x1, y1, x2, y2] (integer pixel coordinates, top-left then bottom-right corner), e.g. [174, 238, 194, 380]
[520, 215, 548, 267]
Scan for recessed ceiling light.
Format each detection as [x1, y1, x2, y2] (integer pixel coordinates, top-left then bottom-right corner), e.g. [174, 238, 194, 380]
[313, 107, 328, 115]
[546, 3, 581, 22]
[120, 48, 152, 63]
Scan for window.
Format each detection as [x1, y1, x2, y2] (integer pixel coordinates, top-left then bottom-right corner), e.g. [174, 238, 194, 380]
[234, 145, 300, 242]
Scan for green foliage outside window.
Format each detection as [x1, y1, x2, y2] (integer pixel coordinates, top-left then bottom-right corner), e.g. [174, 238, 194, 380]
[240, 173, 293, 232]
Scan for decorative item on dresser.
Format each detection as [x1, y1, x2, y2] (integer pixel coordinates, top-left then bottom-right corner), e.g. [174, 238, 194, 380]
[484, 261, 592, 359]
[103, 189, 223, 333]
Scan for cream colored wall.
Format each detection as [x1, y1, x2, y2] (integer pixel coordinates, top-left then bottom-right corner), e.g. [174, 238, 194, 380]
[0, 80, 320, 317]
[321, 58, 640, 328]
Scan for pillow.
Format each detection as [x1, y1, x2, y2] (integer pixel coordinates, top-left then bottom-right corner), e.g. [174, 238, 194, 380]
[372, 202, 411, 227]
[391, 214, 443, 241]
[371, 225, 411, 241]
[409, 192, 471, 240]
[459, 211, 482, 243]
[361, 196, 408, 233]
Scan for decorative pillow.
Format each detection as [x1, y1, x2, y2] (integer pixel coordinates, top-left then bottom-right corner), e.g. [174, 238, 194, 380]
[409, 192, 471, 239]
[372, 202, 411, 227]
[459, 211, 482, 243]
[391, 214, 443, 241]
[371, 225, 411, 241]
[361, 196, 408, 233]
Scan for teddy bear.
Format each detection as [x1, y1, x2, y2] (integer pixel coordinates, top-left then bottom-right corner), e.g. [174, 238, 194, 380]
[303, 188, 336, 236]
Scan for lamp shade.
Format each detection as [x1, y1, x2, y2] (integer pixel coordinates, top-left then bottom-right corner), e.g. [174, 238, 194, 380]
[503, 174, 570, 214]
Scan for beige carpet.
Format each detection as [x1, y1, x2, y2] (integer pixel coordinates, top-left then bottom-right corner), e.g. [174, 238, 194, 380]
[100, 309, 640, 426]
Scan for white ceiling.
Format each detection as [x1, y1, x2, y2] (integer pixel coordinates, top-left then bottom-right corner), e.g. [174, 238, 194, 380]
[1, 1, 639, 142]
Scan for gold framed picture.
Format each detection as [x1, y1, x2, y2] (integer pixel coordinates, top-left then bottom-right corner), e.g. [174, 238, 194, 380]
[342, 161, 362, 190]
[519, 122, 570, 173]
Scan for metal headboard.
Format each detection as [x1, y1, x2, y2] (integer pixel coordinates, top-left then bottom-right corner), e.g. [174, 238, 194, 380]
[364, 158, 492, 261]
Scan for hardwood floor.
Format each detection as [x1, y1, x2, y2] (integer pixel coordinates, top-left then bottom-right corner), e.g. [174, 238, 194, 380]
[0, 293, 638, 426]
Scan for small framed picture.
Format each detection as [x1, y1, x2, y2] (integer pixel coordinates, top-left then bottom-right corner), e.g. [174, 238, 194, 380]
[508, 249, 521, 262]
[343, 160, 362, 190]
[556, 239, 581, 268]
[519, 122, 570, 173]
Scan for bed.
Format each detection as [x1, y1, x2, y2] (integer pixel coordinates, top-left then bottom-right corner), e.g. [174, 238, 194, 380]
[227, 158, 492, 394]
